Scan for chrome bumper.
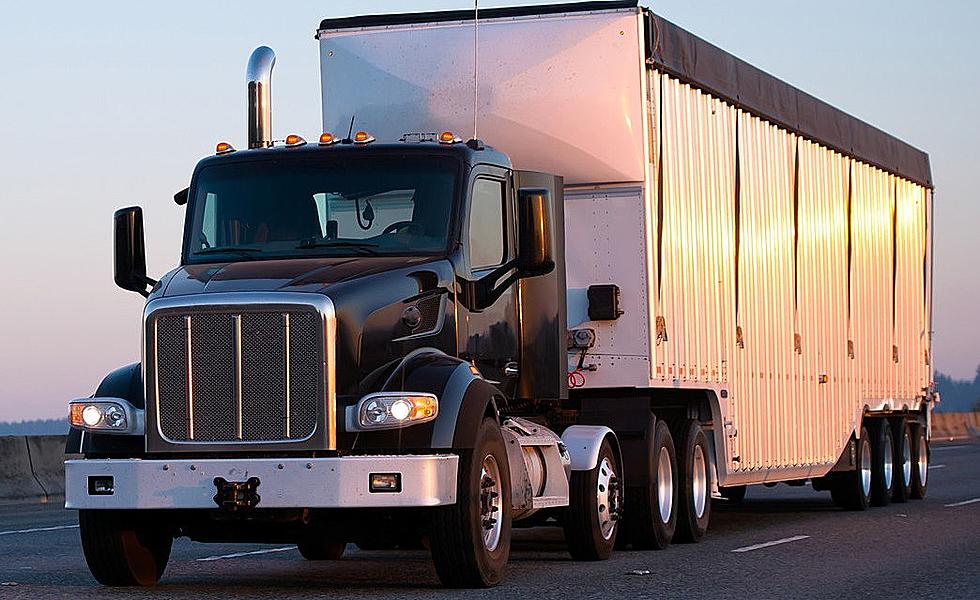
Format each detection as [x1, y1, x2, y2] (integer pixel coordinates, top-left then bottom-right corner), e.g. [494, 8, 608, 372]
[65, 455, 458, 510]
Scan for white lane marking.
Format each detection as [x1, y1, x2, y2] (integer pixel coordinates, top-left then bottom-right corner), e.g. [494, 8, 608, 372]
[931, 445, 966, 451]
[196, 546, 296, 562]
[731, 535, 810, 553]
[944, 498, 980, 508]
[928, 464, 946, 470]
[0, 524, 79, 537]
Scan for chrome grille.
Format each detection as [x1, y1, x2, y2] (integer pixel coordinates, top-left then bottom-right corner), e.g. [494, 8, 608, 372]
[153, 308, 321, 443]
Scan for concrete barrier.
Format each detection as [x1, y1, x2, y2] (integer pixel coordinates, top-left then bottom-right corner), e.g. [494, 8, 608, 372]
[931, 411, 980, 441]
[0, 435, 67, 503]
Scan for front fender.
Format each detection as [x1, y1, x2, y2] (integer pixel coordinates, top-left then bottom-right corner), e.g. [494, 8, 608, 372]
[66, 363, 145, 456]
[342, 349, 500, 451]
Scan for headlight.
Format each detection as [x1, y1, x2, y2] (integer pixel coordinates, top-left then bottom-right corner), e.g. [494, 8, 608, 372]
[351, 392, 438, 431]
[69, 398, 143, 435]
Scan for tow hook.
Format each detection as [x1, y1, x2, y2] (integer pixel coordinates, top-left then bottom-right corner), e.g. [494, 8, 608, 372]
[213, 477, 261, 510]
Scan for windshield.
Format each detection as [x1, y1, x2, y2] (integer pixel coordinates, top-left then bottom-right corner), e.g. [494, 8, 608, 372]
[184, 155, 459, 264]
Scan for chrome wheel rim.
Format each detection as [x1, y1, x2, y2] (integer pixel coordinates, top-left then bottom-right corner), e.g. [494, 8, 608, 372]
[860, 438, 872, 497]
[902, 431, 912, 486]
[596, 457, 621, 540]
[479, 454, 503, 552]
[657, 447, 673, 524]
[917, 435, 928, 486]
[692, 444, 707, 519]
[883, 432, 894, 490]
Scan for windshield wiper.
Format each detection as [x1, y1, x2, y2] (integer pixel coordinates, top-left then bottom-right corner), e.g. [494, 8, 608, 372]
[295, 239, 381, 255]
[193, 246, 261, 260]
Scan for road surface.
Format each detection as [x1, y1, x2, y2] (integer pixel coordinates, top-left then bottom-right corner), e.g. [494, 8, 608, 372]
[1, 441, 977, 599]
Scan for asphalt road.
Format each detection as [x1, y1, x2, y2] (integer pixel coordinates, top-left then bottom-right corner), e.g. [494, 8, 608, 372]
[1, 441, 977, 600]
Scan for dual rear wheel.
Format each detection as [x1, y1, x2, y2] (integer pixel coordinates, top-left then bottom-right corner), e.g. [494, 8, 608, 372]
[832, 416, 928, 510]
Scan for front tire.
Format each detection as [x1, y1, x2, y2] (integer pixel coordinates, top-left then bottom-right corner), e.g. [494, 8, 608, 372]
[564, 438, 622, 560]
[78, 510, 172, 587]
[430, 417, 512, 588]
[673, 420, 711, 543]
[624, 419, 677, 550]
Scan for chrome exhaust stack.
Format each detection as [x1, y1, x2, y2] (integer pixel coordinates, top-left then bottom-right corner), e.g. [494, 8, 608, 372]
[246, 46, 276, 149]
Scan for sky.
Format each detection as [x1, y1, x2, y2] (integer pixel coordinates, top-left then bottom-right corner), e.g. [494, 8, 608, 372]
[0, 1, 977, 422]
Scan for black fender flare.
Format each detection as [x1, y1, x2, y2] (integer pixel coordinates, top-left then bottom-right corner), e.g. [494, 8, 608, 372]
[66, 363, 145, 456]
[357, 349, 501, 450]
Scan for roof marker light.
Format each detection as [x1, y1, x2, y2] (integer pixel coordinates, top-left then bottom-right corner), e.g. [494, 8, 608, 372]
[319, 132, 339, 146]
[215, 142, 235, 155]
[352, 130, 375, 144]
[439, 131, 462, 145]
[285, 134, 307, 147]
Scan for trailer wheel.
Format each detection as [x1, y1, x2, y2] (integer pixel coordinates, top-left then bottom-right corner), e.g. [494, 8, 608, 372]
[564, 438, 621, 560]
[429, 417, 511, 588]
[297, 539, 346, 560]
[909, 423, 929, 499]
[830, 426, 872, 511]
[78, 510, 172, 586]
[891, 418, 913, 503]
[625, 420, 677, 550]
[719, 485, 747, 503]
[673, 420, 711, 543]
[870, 419, 895, 506]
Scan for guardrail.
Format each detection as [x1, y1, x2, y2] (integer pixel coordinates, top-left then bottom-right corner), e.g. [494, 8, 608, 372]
[932, 411, 980, 441]
[0, 435, 67, 503]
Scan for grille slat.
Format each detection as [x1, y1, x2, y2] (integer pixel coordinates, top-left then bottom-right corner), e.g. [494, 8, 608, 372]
[154, 308, 320, 443]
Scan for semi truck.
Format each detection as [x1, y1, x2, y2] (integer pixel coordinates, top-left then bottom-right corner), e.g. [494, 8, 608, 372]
[65, 1, 935, 588]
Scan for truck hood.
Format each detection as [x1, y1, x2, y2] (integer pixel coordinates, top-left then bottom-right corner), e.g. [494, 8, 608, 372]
[161, 256, 438, 297]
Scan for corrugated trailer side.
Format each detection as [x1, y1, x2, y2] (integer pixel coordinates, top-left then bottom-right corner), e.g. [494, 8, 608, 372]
[645, 15, 932, 484]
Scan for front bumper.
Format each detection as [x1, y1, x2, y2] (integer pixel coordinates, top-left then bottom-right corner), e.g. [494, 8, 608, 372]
[65, 455, 458, 510]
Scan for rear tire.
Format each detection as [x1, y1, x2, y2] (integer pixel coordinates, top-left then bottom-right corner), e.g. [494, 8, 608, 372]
[910, 423, 929, 499]
[719, 485, 747, 504]
[78, 510, 172, 587]
[891, 418, 913, 503]
[297, 539, 346, 560]
[830, 426, 872, 511]
[673, 420, 711, 543]
[624, 419, 677, 550]
[564, 438, 622, 560]
[870, 419, 895, 506]
[430, 417, 511, 588]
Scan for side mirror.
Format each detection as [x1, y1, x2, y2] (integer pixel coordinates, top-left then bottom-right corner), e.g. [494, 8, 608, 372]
[517, 188, 555, 276]
[113, 207, 156, 297]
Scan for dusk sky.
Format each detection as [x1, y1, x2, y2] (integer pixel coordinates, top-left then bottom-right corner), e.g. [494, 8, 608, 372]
[0, 1, 977, 422]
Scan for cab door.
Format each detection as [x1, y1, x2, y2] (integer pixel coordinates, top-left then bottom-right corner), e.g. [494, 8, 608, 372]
[457, 166, 520, 397]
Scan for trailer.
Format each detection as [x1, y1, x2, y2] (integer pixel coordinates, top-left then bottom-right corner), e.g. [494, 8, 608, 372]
[65, 1, 934, 589]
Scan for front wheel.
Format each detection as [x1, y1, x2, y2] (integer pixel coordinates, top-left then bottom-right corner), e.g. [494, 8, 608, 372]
[78, 510, 173, 586]
[429, 417, 512, 588]
[564, 438, 622, 560]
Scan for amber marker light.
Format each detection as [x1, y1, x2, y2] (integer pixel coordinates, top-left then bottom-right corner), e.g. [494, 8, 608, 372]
[215, 142, 235, 155]
[319, 132, 339, 146]
[284, 134, 307, 147]
[352, 130, 376, 144]
[438, 131, 462, 144]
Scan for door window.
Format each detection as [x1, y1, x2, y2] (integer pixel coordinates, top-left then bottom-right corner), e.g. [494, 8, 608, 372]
[468, 179, 506, 270]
